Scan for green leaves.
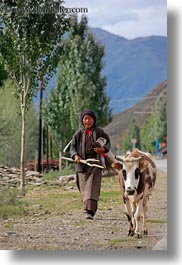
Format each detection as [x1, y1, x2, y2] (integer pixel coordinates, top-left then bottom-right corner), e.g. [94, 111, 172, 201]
[0, 80, 38, 167]
[122, 118, 140, 152]
[0, 63, 7, 86]
[0, 0, 69, 184]
[154, 95, 167, 142]
[0, 0, 69, 104]
[139, 94, 167, 153]
[43, 15, 111, 148]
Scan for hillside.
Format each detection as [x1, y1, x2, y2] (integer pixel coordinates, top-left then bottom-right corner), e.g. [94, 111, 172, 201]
[104, 80, 167, 150]
[43, 28, 167, 114]
[90, 28, 167, 113]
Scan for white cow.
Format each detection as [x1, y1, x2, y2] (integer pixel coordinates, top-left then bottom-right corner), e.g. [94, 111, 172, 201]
[112, 149, 157, 238]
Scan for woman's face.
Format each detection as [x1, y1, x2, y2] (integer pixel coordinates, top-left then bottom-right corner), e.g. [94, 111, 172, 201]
[82, 115, 94, 129]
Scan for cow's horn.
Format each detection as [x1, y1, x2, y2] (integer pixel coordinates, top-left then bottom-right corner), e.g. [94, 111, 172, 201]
[123, 156, 142, 162]
[115, 155, 124, 162]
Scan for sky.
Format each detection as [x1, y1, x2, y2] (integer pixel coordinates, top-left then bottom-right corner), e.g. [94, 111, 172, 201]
[64, 0, 167, 39]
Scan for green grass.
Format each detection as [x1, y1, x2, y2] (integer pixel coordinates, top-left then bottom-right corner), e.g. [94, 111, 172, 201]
[0, 171, 166, 222]
[147, 219, 166, 224]
[99, 190, 121, 208]
[0, 175, 121, 219]
[0, 186, 29, 218]
[0, 204, 29, 219]
[108, 238, 148, 249]
[43, 166, 75, 181]
[24, 186, 82, 217]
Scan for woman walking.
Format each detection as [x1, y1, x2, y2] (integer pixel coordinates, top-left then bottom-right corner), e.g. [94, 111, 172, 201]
[70, 109, 111, 220]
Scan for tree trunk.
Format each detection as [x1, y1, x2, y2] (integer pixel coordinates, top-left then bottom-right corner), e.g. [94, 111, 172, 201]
[46, 124, 49, 172]
[50, 136, 53, 159]
[20, 94, 26, 191]
[37, 78, 43, 173]
[59, 142, 62, 171]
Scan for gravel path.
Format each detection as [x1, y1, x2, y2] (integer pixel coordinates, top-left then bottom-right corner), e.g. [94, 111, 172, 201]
[0, 160, 167, 251]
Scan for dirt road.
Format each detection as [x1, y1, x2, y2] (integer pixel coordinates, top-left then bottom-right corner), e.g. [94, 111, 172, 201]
[0, 163, 167, 250]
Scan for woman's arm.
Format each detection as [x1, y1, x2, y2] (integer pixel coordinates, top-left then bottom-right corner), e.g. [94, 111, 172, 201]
[69, 130, 82, 162]
[101, 130, 111, 153]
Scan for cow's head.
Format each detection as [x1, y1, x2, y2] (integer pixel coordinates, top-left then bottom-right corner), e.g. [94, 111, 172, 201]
[112, 155, 148, 196]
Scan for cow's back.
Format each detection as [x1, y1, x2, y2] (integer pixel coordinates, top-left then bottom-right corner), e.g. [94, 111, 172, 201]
[140, 151, 157, 197]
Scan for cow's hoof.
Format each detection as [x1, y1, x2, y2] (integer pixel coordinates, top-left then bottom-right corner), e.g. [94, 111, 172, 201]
[135, 233, 142, 239]
[128, 230, 134, 237]
[143, 229, 148, 235]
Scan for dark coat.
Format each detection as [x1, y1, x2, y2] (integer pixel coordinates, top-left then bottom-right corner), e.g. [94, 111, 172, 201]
[69, 126, 111, 172]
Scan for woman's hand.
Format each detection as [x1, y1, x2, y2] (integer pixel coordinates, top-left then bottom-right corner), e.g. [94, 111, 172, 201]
[94, 147, 105, 154]
[74, 154, 81, 163]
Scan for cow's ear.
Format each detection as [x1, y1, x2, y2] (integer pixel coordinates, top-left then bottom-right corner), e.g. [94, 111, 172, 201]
[112, 161, 123, 171]
[139, 160, 148, 172]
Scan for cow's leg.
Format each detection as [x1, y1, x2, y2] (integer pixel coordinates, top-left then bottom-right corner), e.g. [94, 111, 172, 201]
[142, 197, 148, 235]
[133, 199, 143, 238]
[123, 197, 134, 236]
[131, 203, 136, 229]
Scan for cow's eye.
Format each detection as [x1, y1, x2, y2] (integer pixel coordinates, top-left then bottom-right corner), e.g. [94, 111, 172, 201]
[135, 168, 140, 179]
[122, 169, 127, 180]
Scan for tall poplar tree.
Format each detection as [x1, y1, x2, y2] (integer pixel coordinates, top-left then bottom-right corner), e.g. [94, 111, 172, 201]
[122, 118, 140, 152]
[139, 115, 156, 153]
[140, 93, 167, 153]
[154, 95, 167, 143]
[0, 0, 69, 188]
[0, 79, 38, 167]
[44, 15, 111, 149]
